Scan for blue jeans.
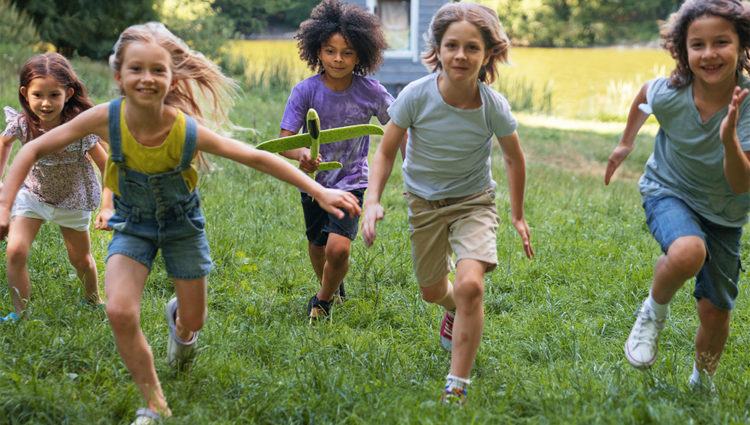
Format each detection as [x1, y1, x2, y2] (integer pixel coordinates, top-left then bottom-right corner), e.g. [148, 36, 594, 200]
[643, 195, 742, 310]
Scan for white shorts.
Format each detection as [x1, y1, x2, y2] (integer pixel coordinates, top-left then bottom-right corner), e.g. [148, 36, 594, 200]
[12, 188, 91, 232]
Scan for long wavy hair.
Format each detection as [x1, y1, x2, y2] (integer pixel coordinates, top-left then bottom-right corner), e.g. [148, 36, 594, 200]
[18, 53, 93, 141]
[661, 0, 750, 89]
[296, 0, 388, 76]
[422, 2, 509, 85]
[109, 22, 237, 129]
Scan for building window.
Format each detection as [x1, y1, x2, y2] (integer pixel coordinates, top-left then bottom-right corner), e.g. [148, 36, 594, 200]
[367, 0, 419, 60]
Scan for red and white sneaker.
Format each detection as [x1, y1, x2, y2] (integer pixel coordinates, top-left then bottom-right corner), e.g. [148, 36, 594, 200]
[440, 310, 455, 352]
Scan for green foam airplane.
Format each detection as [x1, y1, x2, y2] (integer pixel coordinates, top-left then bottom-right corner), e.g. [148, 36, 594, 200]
[256, 108, 384, 179]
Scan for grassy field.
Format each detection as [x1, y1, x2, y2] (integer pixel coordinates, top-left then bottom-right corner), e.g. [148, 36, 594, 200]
[1, 58, 750, 425]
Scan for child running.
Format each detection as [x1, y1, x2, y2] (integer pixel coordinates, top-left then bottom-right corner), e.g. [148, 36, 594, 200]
[605, 0, 750, 391]
[278, 0, 393, 320]
[0, 23, 360, 424]
[0, 53, 106, 318]
[361, 2, 534, 406]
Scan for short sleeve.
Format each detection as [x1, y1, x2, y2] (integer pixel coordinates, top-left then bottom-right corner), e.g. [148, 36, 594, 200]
[280, 82, 310, 134]
[2, 106, 25, 141]
[374, 83, 395, 125]
[387, 84, 416, 130]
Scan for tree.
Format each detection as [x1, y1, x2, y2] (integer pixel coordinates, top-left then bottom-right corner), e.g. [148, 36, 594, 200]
[10, 0, 158, 59]
[211, 0, 318, 36]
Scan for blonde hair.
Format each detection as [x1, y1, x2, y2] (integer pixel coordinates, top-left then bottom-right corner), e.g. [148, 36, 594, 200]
[422, 2, 509, 84]
[109, 22, 237, 129]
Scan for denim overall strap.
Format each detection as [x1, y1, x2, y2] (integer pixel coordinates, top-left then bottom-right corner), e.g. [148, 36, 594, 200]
[108, 98, 124, 164]
[176, 115, 198, 172]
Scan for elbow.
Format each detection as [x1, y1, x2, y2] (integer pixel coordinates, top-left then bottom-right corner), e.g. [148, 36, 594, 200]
[730, 183, 750, 195]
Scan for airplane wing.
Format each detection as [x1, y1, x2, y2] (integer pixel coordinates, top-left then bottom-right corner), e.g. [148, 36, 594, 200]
[255, 124, 384, 153]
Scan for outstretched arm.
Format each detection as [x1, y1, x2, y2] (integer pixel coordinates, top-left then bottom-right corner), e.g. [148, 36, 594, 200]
[0, 105, 109, 239]
[497, 131, 534, 258]
[197, 126, 361, 218]
[720, 86, 750, 194]
[361, 120, 406, 248]
[605, 82, 651, 185]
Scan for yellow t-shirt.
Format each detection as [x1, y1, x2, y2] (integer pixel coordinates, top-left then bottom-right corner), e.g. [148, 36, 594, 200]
[104, 100, 198, 196]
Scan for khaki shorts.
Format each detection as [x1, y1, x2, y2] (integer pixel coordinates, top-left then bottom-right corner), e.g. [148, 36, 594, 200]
[406, 188, 499, 287]
[12, 188, 91, 232]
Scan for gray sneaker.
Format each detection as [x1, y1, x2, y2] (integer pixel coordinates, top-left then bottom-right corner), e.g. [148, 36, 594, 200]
[624, 300, 666, 370]
[166, 297, 198, 368]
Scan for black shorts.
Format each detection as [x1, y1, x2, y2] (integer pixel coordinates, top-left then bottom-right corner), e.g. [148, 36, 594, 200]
[301, 188, 365, 246]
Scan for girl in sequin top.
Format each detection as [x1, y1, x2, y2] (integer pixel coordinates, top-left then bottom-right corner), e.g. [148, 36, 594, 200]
[0, 53, 106, 317]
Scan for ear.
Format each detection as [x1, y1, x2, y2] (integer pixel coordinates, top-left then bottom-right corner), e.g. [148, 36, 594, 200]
[482, 51, 491, 67]
[65, 87, 74, 102]
[113, 71, 123, 89]
[20, 86, 28, 101]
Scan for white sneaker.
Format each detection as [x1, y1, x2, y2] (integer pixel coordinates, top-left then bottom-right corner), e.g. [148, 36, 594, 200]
[624, 300, 666, 370]
[689, 370, 716, 393]
[166, 297, 198, 368]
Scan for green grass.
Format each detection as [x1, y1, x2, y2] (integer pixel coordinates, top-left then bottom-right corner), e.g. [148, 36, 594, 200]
[1, 60, 750, 424]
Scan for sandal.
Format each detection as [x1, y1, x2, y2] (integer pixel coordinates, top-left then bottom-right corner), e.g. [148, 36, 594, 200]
[131, 408, 159, 425]
[307, 295, 332, 322]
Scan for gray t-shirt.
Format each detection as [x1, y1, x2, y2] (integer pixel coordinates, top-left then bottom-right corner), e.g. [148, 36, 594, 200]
[280, 74, 393, 191]
[638, 76, 750, 227]
[388, 73, 517, 200]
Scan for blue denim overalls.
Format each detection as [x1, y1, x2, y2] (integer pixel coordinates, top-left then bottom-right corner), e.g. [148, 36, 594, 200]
[105, 98, 212, 278]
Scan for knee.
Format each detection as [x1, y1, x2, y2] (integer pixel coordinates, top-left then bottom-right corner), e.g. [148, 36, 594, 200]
[179, 308, 206, 333]
[667, 237, 706, 276]
[106, 302, 140, 332]
[698, 301, 730, 329]
[6, 244, 28, 267]
[325, 243, 350, 265]
[420, 282, 449, 304]
[453, 277, 483, 305]
[69, 253, 95, 273]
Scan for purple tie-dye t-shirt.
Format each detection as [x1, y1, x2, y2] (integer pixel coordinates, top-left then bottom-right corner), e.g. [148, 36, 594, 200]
[280, 74, 394, 191]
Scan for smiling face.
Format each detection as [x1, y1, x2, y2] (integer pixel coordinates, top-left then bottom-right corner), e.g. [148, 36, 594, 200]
[318, 32, 359, 88]
[114, 41, 173, 106]
[20, 76, 72, 129]
[436, 20, 489, 86]
[686, 14, 740, 89]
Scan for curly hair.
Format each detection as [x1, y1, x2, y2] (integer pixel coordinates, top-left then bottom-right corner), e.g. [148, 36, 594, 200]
[422, 2, 509, 85]
[296, 0, 388, 76]
[661, 0, 750, 89]
[109, 22, 237, 129]
[18, 53, 94, 141]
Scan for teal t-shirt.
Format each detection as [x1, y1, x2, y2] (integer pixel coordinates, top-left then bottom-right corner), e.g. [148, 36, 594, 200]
[638, 76, 750, 227]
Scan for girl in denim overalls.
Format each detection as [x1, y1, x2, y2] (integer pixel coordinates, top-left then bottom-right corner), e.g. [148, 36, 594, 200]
[0, 22, 361, 425]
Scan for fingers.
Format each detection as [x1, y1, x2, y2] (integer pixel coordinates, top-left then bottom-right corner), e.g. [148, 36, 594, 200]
[604, 160, 617, 185]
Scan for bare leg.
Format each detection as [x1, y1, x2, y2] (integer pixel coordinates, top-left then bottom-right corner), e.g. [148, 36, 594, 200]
[650, 236, 705, 304]
[60, 226, 101, 304]
[6, 217, 43, 315]
[447, 259, 486, 379]
[695, 298, 730, 375]
[105, 254, 170, 416]
[316, 233, 351, 302]
[171, 277, 207, 343]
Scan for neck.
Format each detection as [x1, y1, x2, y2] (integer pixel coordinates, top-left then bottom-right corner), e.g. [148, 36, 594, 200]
[692, 74, 737, 106]
[437, 73, 481, 109]
[321, 72, 354, 91]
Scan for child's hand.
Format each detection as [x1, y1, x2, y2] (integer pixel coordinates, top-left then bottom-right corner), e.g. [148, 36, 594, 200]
[361, 202, 385, 248]
[720, 86, 749, 147]
[512, 216, 534, 258]
[298, 149, 321, 174]
[316, 188, 361, 219]
[604, 144, 634, 185]
[94, 208, 113, 231]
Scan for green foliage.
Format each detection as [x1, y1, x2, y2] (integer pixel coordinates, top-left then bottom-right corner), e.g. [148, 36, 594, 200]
[0, 0, 41, 109]
[159, 0, 236, 62]
[486, 0, 682, 46]
[10, 0, 158, 59]
[211, 0, 319, 35]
